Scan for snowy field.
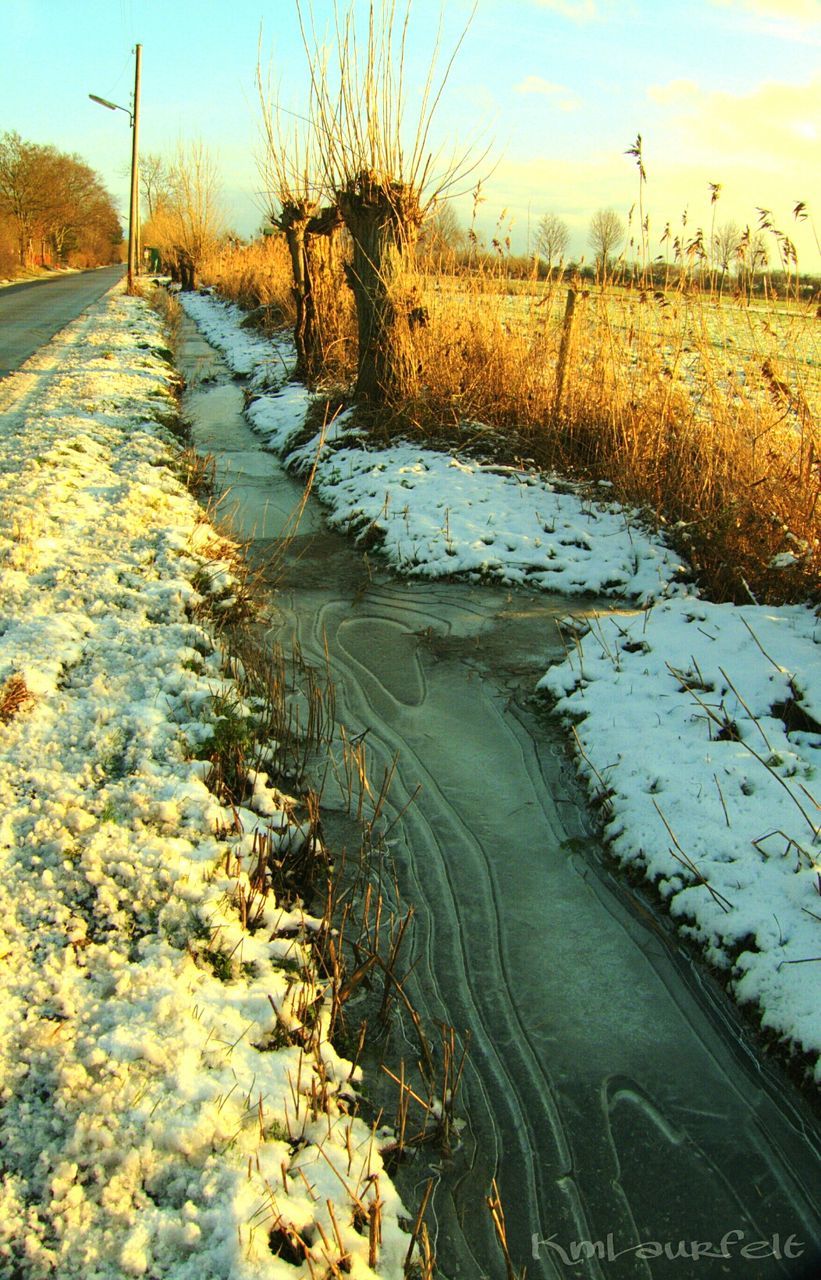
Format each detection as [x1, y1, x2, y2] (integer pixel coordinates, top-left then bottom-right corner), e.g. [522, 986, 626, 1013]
[0, 289, 412, 1278]
[425, 280, 820, 425]
[181, 290, 820, 1084]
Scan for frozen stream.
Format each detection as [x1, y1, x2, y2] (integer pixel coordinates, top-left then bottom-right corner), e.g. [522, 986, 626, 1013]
[179, 319, 820, 1280]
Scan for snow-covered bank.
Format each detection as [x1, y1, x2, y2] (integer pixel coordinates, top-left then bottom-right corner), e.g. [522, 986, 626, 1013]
[0, 290, 411, 1278]
[180, 289, 820, 1084]
[541, 599, 820, 1078]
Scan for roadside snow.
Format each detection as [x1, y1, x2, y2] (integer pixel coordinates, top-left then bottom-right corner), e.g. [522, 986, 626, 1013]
[0, 290, 411, 1278]
[181, 289, 821, 1082]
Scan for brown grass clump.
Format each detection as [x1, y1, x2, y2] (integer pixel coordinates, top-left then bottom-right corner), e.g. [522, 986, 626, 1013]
[199, 237, 296, 327]
[0, 673, 34, 724]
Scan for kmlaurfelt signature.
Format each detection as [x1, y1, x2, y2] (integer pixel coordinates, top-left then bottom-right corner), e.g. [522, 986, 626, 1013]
[531, 1230, 805, 1265]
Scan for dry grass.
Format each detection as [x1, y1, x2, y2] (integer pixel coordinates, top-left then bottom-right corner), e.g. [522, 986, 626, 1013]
[375, 261, 820, 604]
[200, 237, 296, 324]
[202, 235, 818, 603]
[0, 673, 34, 724]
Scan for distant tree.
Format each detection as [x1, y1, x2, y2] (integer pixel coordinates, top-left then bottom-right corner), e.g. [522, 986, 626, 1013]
[420, 201, 465, 264]
[0, 131, 121, 268]
[144, 142, 224, 289]
[42, 153, 120, 264]
[535, 212, 569, 278]
[711, 220, 741, 296]
[0, 210, 16, 275]
[588, 207, 625, 281]
[0, 132, 53, 264]
[140, 153, 173, 220]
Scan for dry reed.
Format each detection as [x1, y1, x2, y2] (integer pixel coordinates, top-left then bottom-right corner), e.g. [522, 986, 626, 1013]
[201, 227, 818, 603]
[367, 252, 820, 604]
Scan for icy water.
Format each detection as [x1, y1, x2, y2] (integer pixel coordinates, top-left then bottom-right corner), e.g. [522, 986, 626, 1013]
[179, 318, 821, 1280]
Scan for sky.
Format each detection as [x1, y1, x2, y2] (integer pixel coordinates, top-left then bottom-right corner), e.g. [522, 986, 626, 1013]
[2, 0, 820, 270]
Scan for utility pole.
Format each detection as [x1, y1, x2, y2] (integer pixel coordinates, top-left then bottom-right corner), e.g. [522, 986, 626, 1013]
[89, 42, 142, 288]
[127, 43, 142, 293]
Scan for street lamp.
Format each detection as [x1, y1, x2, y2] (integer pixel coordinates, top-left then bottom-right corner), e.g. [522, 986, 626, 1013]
[89, 42, 141, 292]
[89, 94, 132, 123]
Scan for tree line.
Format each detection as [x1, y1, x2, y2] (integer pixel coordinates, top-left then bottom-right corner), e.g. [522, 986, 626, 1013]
[0, 132, 122, 276]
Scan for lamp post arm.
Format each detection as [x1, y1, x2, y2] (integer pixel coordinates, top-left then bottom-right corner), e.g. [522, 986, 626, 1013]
[88, 94, 133, 126]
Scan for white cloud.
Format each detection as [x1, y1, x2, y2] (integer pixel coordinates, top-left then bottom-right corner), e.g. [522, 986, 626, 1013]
[647, 79, 700, 106]
[707, 0, 821, 41]
[514, 76, 582, 111]
[532, 0, 599, 21]
[710, 0, 820, 21]
[646, 75, 821, 171]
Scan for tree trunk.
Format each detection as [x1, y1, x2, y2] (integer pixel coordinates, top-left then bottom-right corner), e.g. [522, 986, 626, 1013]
[336, 175, 421, 405]
[284, 217, 315, 383]
[277, 204, 343, 387]
[179, 251, 196, 291]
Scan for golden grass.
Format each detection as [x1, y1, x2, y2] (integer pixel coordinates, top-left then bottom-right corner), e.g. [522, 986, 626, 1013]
[387, 266, 820, 604]
[202, 239, 819, 605]
[199, 237, 297, 324]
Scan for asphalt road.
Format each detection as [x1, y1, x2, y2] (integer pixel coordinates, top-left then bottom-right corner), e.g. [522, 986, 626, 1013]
[0, 265, 125, 379]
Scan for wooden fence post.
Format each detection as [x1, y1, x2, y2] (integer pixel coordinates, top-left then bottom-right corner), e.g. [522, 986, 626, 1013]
[552, 286, 577, 420]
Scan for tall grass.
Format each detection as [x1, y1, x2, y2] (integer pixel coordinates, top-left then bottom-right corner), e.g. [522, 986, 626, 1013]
[392, 261, 819, 603]
[200, 235, 358, 381]
[199, 237, 296, 322]
[203, 230, 818, 604]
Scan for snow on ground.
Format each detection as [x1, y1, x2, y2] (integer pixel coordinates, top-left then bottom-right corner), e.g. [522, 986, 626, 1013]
[541, 599, 820, 1077]
[177, 292, 292, 384]
[0, 290, 412, 1278]
[181, 289, 821, 1082]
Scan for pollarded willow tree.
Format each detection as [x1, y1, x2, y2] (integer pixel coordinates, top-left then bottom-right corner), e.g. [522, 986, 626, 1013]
[257, 70, 342, 383]
[296, 0, 479, 405]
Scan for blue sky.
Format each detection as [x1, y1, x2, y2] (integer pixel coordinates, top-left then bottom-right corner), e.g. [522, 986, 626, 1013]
[2, 0, 819, 268]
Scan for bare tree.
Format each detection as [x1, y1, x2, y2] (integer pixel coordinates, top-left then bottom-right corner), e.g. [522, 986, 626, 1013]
[588, 207, 625, 282]
[256, 67, 342, 382]
[419, 201, 465, 266]
[145, 142, 224, 289]
[711, 220, 741, 297]
[298, 0, 479, 404]
[140, 153, 173, 219]
[535, 212, 569, 278]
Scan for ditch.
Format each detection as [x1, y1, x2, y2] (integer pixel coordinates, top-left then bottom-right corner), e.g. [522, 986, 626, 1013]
[178, 312, 820, 1280]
